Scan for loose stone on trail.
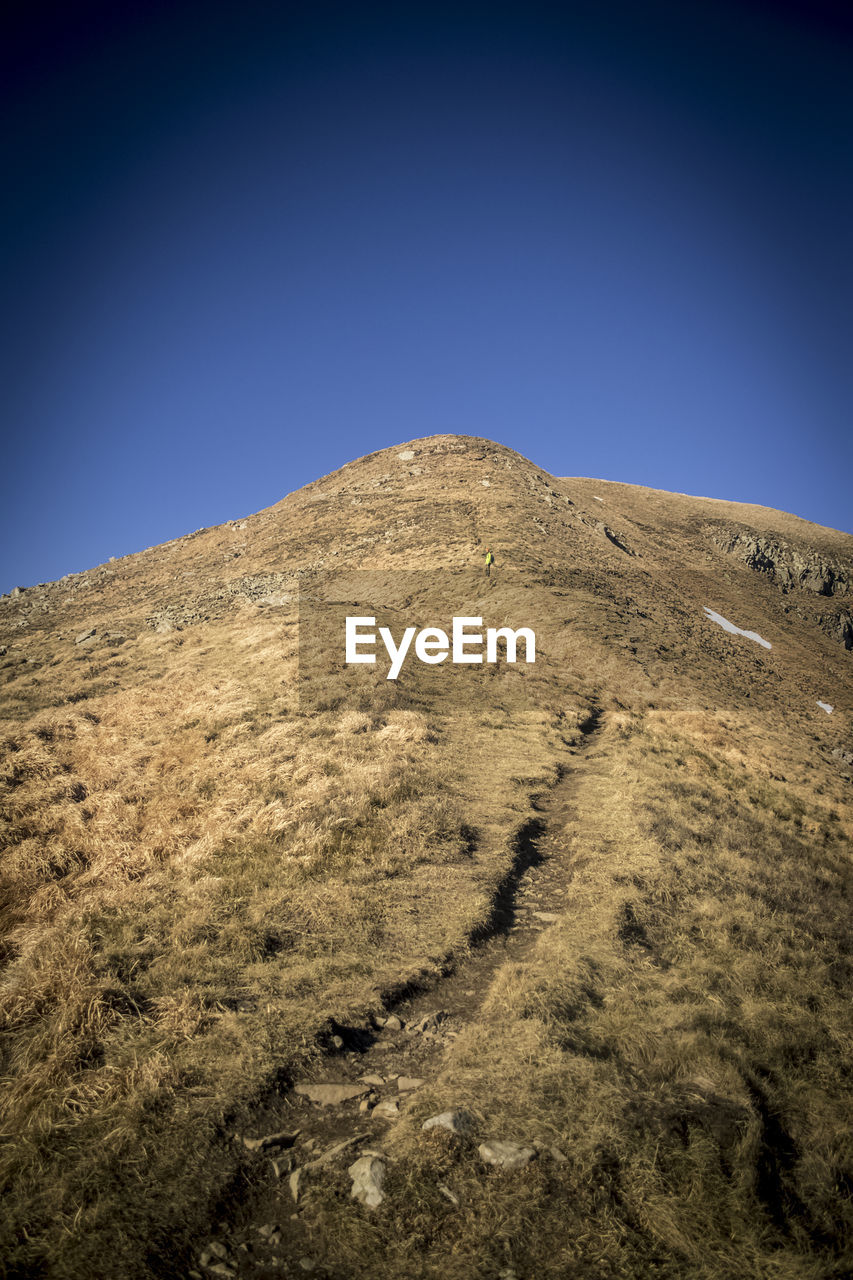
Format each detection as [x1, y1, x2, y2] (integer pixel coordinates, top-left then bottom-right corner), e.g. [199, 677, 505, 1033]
[348, 1156, 386, 1207]
[241, 1128, 300, 1152]
[371, 1099, 401, 1121]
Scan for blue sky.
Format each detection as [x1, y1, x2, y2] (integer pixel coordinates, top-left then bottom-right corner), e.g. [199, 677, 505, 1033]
[2, 0, 851, 592]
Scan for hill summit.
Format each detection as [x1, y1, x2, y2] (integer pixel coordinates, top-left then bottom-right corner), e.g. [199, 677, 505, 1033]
[1, 437, 851, 1278]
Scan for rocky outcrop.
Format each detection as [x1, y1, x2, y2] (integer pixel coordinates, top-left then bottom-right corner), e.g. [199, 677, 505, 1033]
[144, 572, 295, 631]
[818, 610, 853, 652]
[842, 613, 853, 651]
[711, 528, 850, 597]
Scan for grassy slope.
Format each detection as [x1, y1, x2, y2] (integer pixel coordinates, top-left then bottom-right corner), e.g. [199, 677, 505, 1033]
[1, 435, 851, 1277]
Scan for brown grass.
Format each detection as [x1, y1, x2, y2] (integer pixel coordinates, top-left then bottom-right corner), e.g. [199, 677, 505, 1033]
[1, 433, 851, 1277]
[299, 711, 852, 1279]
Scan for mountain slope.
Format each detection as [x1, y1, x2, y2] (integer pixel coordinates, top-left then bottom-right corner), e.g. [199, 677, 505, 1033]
[1, 435, 851, 1279]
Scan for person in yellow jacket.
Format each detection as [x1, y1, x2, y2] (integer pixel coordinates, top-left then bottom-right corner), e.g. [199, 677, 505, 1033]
[485, 547, 494, 577]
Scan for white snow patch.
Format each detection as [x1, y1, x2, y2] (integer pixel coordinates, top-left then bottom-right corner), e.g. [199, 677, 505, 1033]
[817, 701, 833, 714]
[703, 607, 772, 650]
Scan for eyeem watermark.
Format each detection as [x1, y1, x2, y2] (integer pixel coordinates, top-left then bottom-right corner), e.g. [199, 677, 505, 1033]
[345, 615, 536, 680]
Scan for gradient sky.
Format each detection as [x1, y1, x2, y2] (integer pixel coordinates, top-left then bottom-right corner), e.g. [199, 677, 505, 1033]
[2, 0, 851, 592]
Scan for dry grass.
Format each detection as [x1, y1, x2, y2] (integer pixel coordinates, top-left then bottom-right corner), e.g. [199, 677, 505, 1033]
[1, 434, 851, 1276]
[302, 710, 851, 1279]
[1, 592, 574, 1275]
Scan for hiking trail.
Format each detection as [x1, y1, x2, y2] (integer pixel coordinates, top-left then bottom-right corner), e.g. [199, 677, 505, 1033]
[185, 707, 610, 1278]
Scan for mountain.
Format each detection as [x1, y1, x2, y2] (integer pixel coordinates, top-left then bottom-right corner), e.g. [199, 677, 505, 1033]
[1, 435, 851, 1279]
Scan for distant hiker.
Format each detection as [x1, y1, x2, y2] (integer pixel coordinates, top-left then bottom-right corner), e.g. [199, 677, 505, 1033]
[485, 548, 494, 577]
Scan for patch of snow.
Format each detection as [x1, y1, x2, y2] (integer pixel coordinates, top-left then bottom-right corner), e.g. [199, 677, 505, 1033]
[817, 701, 833, 714]
[703, 607, 772, 650]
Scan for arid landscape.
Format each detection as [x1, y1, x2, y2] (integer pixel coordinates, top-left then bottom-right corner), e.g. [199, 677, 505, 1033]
[1, 435, 851, 1279]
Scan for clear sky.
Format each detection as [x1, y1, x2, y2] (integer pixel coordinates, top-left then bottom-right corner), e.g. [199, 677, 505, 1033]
[2, 0, 851, 592]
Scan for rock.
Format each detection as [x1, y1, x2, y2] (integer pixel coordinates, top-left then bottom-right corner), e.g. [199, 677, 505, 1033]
[438, 1183, 460, 1206]
[359, 1098, 371, 1113]
[242, 1128, 300, 1152]
[397, 1077, 424, 1092]
[330, 1034, 345, 1049]
[294, 1083, 369, 1106]
[74, 628, 96, 644]
[478, 1140, 537, 1170]
[713, 529, 849, 598]
[359, 1074, 385, 1087]
[422, 1110, 475, 1136]
[207, 1266, 235, 1278]
[396, 450, 416, 461]
[371, 1099, 400, 1121]
[480, 479, 491, 487]
[383, 1014, 404, 1031]
[289, 1169, 303, 1203]
[257, 1223, 279, 1239]
[831, 747, 853, 765]
[348, 1155, 386, 1207]
[298, 1259, 316, 1272]
[305, 1132, 368, 1169]
[531, 911, 560, 923]
[405, 1011, 448, 1036]
[841, 613, 853, 650]
[206, 1243, 228, 1260]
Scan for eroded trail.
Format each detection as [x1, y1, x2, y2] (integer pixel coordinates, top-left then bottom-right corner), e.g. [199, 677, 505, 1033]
[187, 710, 610, 1279]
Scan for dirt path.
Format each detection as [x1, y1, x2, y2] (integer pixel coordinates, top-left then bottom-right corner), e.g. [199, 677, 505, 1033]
[186, 710, 608, 1279]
